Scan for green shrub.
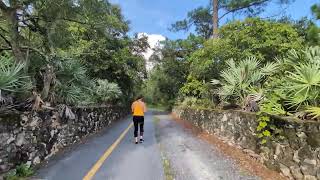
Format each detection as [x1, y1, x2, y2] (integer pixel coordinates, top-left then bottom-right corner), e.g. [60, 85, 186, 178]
[189, 18, 304, 82]
[212, 57, 279, 105]
[0, 54, 32, 95]
[180, 97, 215, 109]
[179, 76, 209, 99]
[4, 164, 34, 180]
[95, 79, 122, 103]
[53, 59, 96, 105]
[277, 47, 320, 110]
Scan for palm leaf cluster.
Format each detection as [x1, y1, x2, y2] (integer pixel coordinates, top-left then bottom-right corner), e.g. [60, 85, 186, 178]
[53, 59, 92, 105]
[0, 55, 32, 93]
[280, 47, 320, 109]
[53, 59, 123, 105]
[96, 79, 122, 103]
[213, 57, 278, 103]
[212, 46, 320, 119]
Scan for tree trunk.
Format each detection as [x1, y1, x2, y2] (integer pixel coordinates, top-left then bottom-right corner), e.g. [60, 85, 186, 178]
[8, 10, 24, 63]
[0, 0, 25, 63]
[41, 64, 55, 100]
[212, 0, 219, 38]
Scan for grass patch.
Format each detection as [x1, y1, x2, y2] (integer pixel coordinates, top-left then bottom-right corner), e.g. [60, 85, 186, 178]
[4, 164, 34, 180]
[161, 154, 174, 180]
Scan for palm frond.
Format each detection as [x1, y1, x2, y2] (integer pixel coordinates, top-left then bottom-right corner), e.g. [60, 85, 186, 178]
[0, 55, 32, 93]
[96, 79, 122, 102]
[305, 46, 320, 65]
[261, 62, 279, 75]
[306, 106, 320, 119]
[284, 63, 320, 107]
[215, 56, 265, 104]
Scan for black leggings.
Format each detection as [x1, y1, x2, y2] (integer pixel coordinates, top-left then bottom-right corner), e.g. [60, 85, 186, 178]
[133, 116, 144, 137]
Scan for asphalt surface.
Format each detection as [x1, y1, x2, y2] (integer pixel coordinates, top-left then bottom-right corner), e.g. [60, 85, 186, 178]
[36, 112, 163, 180]
[155, 114, 260, 180]
[35, 111, 260, 180]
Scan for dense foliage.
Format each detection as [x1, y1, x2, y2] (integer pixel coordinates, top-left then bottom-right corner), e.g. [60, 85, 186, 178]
[145, 4, 320, 121]
[0, 0, 147, 107]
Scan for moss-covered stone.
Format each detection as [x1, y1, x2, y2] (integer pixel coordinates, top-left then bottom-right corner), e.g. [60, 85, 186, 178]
[307, 132, 320, 148]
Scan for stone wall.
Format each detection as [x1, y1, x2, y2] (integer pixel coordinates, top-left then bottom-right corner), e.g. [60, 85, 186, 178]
[173, 107, 320, 180]
[0, 106, 128, 174]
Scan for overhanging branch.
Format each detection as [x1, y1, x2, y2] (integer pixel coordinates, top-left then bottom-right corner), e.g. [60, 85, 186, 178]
[219, 0, 270, 20]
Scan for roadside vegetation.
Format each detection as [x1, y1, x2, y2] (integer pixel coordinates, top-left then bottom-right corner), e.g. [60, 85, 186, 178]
[144, 2, 320, 122]
[4, 164, 34, 180]
[0, 0, 149, 113]
[0, 1, 149, 175]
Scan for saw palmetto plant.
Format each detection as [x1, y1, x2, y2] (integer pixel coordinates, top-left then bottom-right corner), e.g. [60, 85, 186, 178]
[0, 55, 31, 93]
[212, 57, 279, 104]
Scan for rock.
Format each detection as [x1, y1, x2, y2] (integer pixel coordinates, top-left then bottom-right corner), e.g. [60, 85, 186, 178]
[6, 144, 16, 153]
[275, 143, 282, 156]
[304, 175, 317, 180]
[26, 161, 32, 167]
[20, 115, 28, 127]
[29, 117, 39, 128]
[293, 150, 300, 163]
[0, 164, 8, 172]
[33, 156, 41, 165]
[0, 133, 10, 144]
[28, 151, 36, 160]
[298, 146, 313, 160]
[290, 166, 303, 180]
[6, 136, 15, 144]
[297, 132, 307, 139]
[280, 163, 292, 178]
[15, 132, 26, 146]
[50, 130, 57, 138]
[243, 149, 260, 159]
[303, 159, 317, 166]
[301, 165, 317, 176]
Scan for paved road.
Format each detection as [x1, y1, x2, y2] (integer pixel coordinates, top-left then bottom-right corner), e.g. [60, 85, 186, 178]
[35, 111, 259, 180]
[36, 112, 163, 180]
[155, 114, 259, 180]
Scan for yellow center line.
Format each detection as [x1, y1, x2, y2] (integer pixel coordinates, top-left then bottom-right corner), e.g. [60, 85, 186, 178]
[83, 123, 133, 180]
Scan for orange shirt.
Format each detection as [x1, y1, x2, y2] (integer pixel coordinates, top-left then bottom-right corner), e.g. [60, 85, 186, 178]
[131, 100, 146, 116]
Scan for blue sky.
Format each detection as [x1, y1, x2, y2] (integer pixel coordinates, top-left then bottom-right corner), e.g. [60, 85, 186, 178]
[110, 0, 319, 39]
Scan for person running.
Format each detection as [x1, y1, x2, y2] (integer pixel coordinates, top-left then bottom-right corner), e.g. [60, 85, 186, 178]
[131, 96, 147, 144]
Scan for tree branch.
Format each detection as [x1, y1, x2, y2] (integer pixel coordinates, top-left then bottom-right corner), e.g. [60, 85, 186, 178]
[219, 0, 270, 20]
[19, 15, 90, 25]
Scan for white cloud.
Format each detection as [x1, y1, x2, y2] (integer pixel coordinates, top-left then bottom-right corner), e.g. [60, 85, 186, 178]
[138, 33, 166, 71]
